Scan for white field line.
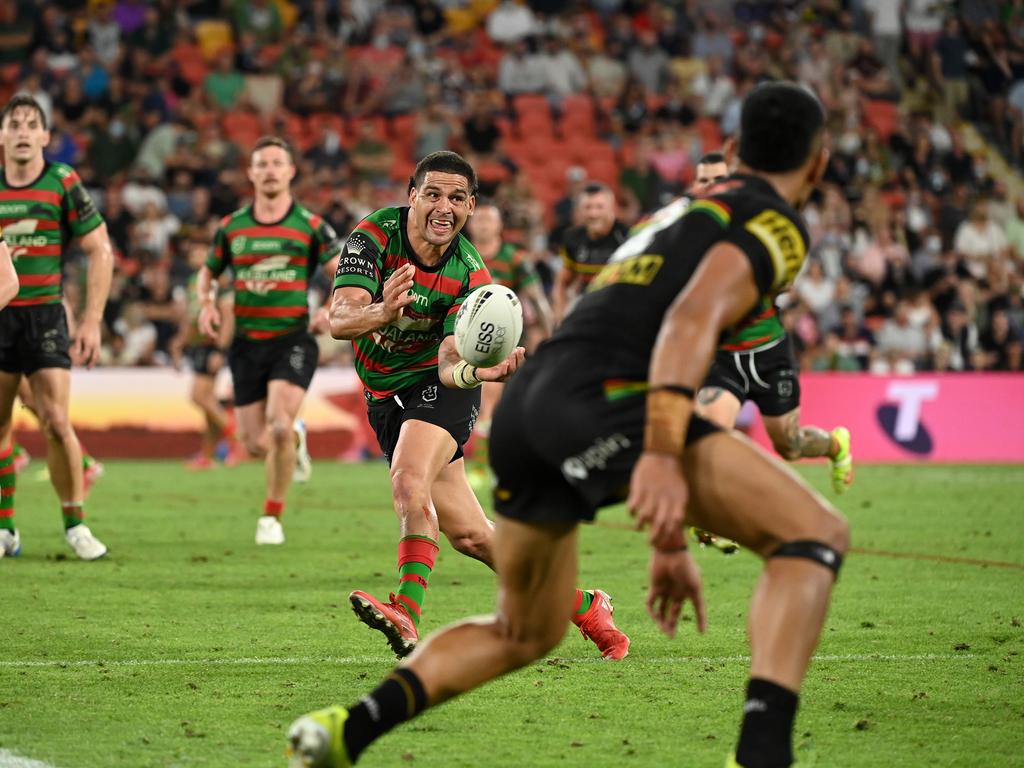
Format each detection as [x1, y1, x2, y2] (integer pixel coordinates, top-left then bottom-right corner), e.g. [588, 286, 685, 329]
[0, 749, 59, 768]
[0, 652, 976, 670]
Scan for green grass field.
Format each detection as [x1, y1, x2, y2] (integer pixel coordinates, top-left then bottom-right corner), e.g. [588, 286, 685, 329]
[1, 460, 1022, 767]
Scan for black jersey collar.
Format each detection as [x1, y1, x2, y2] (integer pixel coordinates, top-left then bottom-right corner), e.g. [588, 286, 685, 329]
[1, 161, 50, 190]
[250, 200, 296, 227]
[399, 206, 460, 273]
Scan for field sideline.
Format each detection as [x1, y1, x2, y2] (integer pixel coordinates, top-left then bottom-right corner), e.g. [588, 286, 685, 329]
[1, 460, 1021, 767]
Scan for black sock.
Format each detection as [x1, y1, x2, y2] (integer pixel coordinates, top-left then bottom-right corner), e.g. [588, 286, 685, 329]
[735, 678, 799, 768]
[343, 667, 428, 762]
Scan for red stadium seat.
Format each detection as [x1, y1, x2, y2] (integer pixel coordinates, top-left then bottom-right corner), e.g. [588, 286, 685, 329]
[696, 117, 723, 150]
[222, 110, 263, 141]
[862, 98, 899, 140]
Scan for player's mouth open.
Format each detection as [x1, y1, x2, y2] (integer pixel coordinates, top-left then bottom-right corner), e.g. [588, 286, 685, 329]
[429, 218, 452, 235]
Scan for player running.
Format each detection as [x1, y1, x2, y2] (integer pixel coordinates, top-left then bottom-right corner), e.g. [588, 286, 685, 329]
[173, 235, 236, 470]
[0, 94, 114, 561]
[288, 83, 849, 768]
[198, 136, 341, 545]
[328, 151, 629, 661]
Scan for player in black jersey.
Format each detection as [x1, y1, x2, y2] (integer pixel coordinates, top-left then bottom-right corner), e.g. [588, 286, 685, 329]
[286, 83, 849, 768]
[551, 182, 629, 324]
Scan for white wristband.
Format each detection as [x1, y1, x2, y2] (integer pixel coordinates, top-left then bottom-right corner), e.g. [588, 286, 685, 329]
[452, 360, 482, 389]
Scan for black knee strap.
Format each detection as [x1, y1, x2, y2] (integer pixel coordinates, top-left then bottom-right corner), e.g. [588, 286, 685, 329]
[771, 540, 843, 576]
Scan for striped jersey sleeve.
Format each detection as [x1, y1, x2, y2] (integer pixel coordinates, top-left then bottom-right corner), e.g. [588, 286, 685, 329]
[58, 166, 103, 239]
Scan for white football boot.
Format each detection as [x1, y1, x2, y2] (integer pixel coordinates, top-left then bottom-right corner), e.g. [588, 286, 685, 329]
[255, 515, 285, 545]
[0, 528, 21, 558]
[66, 524, 108, 560]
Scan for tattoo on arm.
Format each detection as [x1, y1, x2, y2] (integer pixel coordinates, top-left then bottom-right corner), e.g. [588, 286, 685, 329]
[697, 387, 725, 406]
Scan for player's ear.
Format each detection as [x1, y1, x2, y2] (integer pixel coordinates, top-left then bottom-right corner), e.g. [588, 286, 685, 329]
[408, 186, 417, 206]
[809, 145, 829, 187]
[722, 137, 737, 169]
[466, 195, 476, 217]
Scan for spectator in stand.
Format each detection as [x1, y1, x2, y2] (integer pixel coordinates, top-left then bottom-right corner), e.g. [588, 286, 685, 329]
[627, 29, 670, 94]
[691, 55, 736, 120]
[940, 301, 980, 371]
[832, 306, 875, 371]
[932, 17, 970, 122]
[874, 298, 935, 373]
[954, 199, 1012, 281]
[979, 307, 1022, 370]
[497, 37, 547, 97]
[349, 120, 394, 188]
[486, 0, 539, 45]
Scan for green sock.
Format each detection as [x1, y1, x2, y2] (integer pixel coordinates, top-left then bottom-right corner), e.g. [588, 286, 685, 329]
[394, 535, 439, 629]
[575, 590, 594, 616]
[0, 446, 15, 531]
[62, 502, 84, 530]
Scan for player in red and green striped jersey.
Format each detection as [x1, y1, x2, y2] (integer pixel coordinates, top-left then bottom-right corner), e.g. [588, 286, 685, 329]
[197, 136, 342, 546]
[324, 151, 629, 663]
[0, 95, 114, 561]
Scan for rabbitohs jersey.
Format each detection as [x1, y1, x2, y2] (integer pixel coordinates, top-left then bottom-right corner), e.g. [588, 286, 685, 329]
[206, 203, 342, 340]
[0, 162, 103, 306]
[333, 206, 491, 401]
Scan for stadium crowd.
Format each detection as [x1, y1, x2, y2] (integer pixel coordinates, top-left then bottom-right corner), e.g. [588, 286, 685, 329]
[1, 0, 1022, 372]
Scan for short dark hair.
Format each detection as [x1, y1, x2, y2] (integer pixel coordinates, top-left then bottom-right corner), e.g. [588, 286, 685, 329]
[1, 94, 47, 130]
[251, 135, 294, 164]
[582, 182, 611, 196]
[411, 151, 478, 195]
[738, 82, 825, 173]
[698, 151, 726, 166]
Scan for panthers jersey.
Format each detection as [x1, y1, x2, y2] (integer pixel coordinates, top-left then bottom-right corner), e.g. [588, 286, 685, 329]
[555, 175, 809, 381]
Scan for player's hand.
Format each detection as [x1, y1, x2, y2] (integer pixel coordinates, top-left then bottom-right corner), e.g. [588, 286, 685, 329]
[71, 316, 102, 369]
[381, 263, 416, 322]
[627, 452, 688, 550]
[475, 346, 525, 383]
[309, 306, 330, 334]
[646, 548, 706, 638]
[198, 303, 220, 340]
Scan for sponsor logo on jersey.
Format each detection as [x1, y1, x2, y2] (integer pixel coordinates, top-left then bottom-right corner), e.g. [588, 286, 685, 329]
[3, 219, 47, 258]
[560, 433, 631, 482]
[744, 209, 805, 291]
[588, 254, 664, 291]
[243, 254, 298, 295]
[0, 202, 30, 216]
[230, 236, 247, 255]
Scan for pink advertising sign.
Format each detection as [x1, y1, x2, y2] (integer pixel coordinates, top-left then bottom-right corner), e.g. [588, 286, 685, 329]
[744, 374, 1024, 463]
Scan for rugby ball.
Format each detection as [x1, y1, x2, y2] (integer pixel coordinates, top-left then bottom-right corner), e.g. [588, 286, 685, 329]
[454, 284, 523, 367]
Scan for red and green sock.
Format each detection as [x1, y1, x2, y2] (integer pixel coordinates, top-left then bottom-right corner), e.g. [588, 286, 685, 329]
[0, 445, 15, 531]
[395, 535, 439, 628]
[574, 589, 593, 617]
[264, 499, 284, 517]
[61, 501, 84, 530]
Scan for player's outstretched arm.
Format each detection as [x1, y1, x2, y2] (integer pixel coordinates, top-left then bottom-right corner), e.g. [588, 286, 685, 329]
[329, 263, 415, 340]
[628, 242, 761, 549]
[0, 241, 17, 310]
[74, 223, 115, 368]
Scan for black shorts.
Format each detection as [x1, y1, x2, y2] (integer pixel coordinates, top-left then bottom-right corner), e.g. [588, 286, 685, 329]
[185, 345, 225, 377]
[228, 331, 319, 407]
[490, 347, 720, 525]
[702, 336, 799, 417]
[0, 304, 72, 375]
[366, 372, 481, 466]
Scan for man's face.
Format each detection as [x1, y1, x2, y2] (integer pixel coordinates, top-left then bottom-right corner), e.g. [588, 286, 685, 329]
[691, 161, 729, 194]
[580, 190, 616, 232]
[468, 204, 501, 242]
[248, 145, 295, 197]
[410, 171, 475, 247]
[1, 106, 49, 165]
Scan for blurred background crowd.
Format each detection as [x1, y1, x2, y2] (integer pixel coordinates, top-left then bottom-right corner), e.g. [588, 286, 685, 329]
[1, 0, 1022, 373]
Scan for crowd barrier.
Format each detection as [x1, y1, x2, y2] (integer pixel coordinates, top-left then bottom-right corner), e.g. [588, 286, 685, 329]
[12, 369, 1024, 463]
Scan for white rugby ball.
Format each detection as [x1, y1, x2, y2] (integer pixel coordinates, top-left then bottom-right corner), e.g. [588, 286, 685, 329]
[454, 284, 523, 367]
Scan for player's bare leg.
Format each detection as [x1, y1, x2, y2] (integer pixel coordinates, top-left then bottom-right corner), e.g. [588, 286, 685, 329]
[681, 430, 849, 767]
[27, 369, 83, 503]
[692, 386, 743, 553]
[349, 420, 454, 654]
[288, 517, 578, 766]
[25, 368, 106, 559]
[432, 457, 494, 565]
[17, 375, 103, 491]
[188, 371, 229, 468]
[763, 409, 853, 493]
